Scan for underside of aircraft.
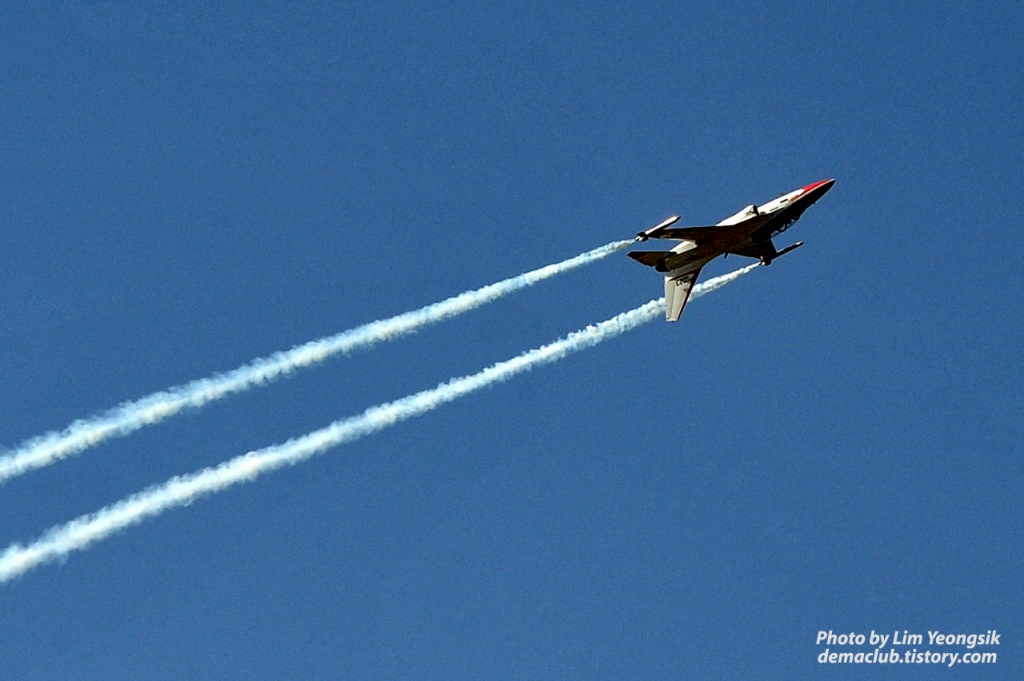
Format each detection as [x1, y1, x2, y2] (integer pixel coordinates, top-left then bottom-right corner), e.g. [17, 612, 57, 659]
[629, 179, 835, 321]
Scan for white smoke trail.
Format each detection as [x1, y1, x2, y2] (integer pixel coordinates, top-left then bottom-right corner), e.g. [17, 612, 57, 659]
[0, 240, 632, 485]
[0, 263, 758, 582]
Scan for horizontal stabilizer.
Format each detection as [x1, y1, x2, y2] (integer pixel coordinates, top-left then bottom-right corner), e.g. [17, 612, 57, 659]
[628, 251, 670, 268]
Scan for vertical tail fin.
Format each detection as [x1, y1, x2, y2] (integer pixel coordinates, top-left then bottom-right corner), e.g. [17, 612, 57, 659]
[664, 268, 702, 322]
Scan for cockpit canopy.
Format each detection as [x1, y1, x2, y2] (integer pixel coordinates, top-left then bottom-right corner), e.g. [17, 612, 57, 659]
[720, 204, 760, 226]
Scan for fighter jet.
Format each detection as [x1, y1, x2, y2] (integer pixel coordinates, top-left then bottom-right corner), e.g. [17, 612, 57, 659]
[630, 179, 835, 321]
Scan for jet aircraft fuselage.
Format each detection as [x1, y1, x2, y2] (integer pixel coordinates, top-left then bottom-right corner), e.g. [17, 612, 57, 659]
[629, 179, 835, 321]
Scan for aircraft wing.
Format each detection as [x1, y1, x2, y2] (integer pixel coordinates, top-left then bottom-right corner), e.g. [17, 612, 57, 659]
[642, 225, 723, 242]
[664, 268, 702, 322]
[640, 214, 769, 242]
[725, 238, 803, 265]
[726, 239, 778, 261]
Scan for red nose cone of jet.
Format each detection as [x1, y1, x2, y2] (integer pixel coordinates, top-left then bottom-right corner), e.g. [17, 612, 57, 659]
[798, 178, 836, 204]
[801, 178, 835, 195]
[802, 178, 835, 193]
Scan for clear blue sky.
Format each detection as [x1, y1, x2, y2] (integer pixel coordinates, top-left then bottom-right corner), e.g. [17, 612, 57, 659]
[2, 2, 1021, 678]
